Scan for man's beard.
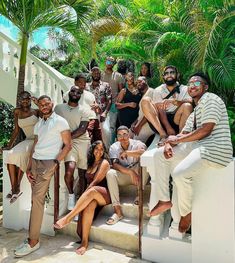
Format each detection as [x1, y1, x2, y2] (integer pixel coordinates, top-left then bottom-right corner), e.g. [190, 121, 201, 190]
[68, 95, 79, 103]
[92, 76, 100, 82]
[164, 78, 177, 86]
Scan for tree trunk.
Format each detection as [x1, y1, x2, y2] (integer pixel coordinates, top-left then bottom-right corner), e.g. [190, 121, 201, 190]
[16, 33, 29, 106]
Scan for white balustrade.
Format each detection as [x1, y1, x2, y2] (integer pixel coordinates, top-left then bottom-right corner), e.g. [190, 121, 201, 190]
[0, 31, 73, 106]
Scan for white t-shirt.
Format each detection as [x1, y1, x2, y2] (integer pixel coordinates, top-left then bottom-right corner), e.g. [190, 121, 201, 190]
[153, 84, 191, 113]
[109, 139, 147, 167]
[33, 112, 70, 160]
[63, 89, 96, 119]
[54, 103, 90, 140]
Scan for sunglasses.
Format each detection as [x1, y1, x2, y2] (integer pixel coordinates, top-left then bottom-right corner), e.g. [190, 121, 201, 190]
[187, 81, 205, 88]
[163, 70, 176, 76]
[106, 60, 114, 65]
[117, 133, 129, 139]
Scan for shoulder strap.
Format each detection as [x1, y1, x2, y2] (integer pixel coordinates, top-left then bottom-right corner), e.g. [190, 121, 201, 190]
[163, 84, 181, 100]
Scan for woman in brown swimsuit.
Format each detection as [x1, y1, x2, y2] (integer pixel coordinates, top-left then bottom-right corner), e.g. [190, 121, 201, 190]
[54, 140, 111, 255]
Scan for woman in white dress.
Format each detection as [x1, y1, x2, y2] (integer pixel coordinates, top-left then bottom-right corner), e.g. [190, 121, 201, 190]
[1, 91, 39, 203]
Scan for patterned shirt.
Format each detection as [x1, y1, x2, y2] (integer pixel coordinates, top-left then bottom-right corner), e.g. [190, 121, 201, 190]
[153, 84, 191, 113]
[182, 92, 233, 167]
[86, 81, 112, 113]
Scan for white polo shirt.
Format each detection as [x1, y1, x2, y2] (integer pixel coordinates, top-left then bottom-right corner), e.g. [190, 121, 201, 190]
[33, 112, 70, 160]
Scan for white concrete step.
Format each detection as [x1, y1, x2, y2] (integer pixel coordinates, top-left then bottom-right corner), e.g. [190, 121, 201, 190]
[60, 215, 148, 252]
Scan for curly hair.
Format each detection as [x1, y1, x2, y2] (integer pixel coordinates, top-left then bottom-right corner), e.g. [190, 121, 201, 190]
[87, 140, 109, 168]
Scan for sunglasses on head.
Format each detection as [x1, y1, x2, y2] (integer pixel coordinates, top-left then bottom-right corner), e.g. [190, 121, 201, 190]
[187, 81, 205, 88]
[163, 70, 176, 76]
[106, 60, 114, 65]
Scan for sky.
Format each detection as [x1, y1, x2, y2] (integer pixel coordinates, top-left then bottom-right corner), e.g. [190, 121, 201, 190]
[0, 15, 55, 49]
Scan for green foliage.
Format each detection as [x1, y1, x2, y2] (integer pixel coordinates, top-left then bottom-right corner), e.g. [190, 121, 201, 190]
[228, 107, 235, 155]
[0, 101, 14, 147]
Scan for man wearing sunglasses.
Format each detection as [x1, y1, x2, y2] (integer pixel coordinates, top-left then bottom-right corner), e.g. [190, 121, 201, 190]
[105, 126, 148, 225]
[102, 57, 124, 145]
[141, 65, 193, 146]
[148, 72, 233, 233]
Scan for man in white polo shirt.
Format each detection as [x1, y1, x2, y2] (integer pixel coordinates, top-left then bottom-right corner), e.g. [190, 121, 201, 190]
[15, 95, 71, 257]
[148, 72, 233, 233]
[55, 86, 91, 211]
[141, 65, 193, 146]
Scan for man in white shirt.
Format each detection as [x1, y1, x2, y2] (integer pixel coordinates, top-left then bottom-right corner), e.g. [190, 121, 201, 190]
[15, 95, 71, 257]
[141, 65, 193, 146]
[106, 126, 147, 225]
[55, 86, 91, 210]
[148, 72, 233, 233]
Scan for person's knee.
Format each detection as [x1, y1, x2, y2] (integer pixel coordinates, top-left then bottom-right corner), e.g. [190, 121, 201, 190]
[106, 169, 117, 180]
[85, 187, 98, 198]
[181, 103, 193, 113]
[141, 96, 152, 107]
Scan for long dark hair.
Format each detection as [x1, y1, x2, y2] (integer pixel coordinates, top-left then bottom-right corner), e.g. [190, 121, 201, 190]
[139, 62, 152, 78]
[87, 140, 109, 168]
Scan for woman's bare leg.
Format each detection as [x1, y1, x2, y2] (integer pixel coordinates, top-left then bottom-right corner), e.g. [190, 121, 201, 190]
[55, 188, 106, 227]
[16, 167, 24, 193]
[76, 200, 97, 255]
[7, 164, 17, 194]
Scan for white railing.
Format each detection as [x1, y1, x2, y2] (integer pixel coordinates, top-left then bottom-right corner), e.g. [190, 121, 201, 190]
[0, 31, 73, 106]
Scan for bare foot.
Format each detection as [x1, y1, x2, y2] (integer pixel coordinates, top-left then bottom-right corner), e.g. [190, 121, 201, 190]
[54, 217, 70, 229]
[179, 213, 191, 233]
[76, 243, 88, 255]
[149, 201, 172, 216]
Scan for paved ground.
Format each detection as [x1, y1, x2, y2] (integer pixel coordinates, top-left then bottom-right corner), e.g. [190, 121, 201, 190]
[0, 224, 150, 263]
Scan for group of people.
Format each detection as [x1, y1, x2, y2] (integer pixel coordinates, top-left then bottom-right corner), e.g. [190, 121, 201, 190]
[1, 57, 233, 258]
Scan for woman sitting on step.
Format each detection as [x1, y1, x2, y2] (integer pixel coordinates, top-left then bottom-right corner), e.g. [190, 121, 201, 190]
[1, 91, 39, 204]
[54, 140, 111, 255]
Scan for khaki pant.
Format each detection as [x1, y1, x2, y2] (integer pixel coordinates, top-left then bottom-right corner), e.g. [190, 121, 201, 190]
[29, 159, 55, 240]
[106, 164, 149, 206]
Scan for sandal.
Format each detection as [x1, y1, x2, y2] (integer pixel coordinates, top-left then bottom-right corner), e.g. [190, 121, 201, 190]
[6, 190, 13, 199]
[10, 192, 23, 204]
[157, 136, 167, 147]
[133, 196, 139, 206]
[106, 213, 123, 225]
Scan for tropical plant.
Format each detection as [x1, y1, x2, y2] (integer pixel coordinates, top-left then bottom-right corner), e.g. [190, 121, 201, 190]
[0, 0, 94, 105]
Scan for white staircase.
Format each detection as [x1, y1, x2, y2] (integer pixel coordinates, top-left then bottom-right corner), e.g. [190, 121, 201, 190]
[0, 31, 73, 106]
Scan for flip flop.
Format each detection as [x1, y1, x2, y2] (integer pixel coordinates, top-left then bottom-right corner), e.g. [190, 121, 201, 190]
[10, 192, 23, 204]
[106, 213, 123, 225]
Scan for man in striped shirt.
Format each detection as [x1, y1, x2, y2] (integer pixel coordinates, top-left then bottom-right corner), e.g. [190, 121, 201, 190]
[149, 72, 233, 233]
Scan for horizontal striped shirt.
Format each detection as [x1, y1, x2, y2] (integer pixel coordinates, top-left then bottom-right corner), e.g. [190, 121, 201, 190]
[183, 92, 233, 167]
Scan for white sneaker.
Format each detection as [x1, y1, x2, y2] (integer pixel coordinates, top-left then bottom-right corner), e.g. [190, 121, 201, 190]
[14, 242, 40, 257]
[14, 238, 28, 251]
[67, 193, 75, 210]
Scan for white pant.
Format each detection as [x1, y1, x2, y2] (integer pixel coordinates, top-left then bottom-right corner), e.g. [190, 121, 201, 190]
[151, 142, 213, 216]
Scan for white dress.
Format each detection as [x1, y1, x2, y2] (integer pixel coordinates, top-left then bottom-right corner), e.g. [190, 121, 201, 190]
[5, 115, 38, 172]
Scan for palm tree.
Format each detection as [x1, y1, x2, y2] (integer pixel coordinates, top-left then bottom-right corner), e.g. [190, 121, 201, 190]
[0, 0, 93, 105]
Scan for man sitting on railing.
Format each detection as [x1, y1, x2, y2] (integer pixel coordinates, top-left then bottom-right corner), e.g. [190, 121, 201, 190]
[14, 95, 71, 257]
[148, 72, 233, 233]
[106, 125, 148, 225]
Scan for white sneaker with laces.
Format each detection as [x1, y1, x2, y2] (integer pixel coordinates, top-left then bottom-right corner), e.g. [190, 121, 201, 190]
[14, 238, 28, 252]
[67, 193, 75, 210]
[14, 242, 40, 257]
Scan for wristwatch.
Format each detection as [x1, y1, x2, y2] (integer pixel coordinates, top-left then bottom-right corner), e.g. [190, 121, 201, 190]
[54, 159, 60, 165]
